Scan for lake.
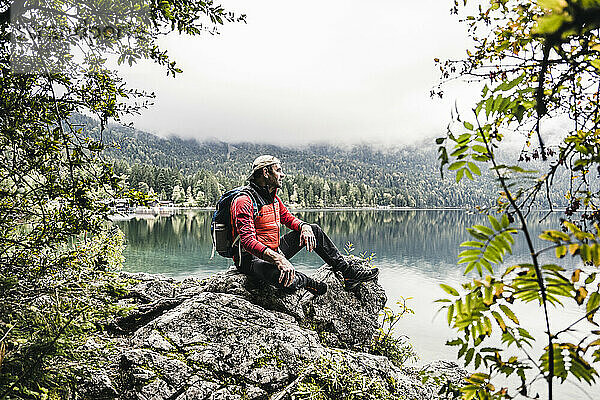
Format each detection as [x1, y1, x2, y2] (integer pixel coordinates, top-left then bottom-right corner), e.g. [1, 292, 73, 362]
[115, 209, 598, 399]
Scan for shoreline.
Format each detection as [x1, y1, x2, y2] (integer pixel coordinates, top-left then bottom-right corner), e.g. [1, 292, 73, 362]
[109, 206, 567, 220]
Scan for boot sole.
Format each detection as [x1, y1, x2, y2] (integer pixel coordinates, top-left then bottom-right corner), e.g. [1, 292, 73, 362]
[344, 268, 379, 291]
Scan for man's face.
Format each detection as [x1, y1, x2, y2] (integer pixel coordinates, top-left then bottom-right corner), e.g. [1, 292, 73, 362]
[265, 163, 285, 188]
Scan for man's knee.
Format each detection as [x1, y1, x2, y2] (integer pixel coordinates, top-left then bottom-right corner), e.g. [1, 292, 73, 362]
[310, 223, 328, 241]
[309, 223, 322, 233]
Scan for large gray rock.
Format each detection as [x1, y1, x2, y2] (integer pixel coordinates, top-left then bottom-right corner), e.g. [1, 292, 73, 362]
[306, 257, 387, 350]
[89, 259, 466, 400]
[197, 257, 386, 351]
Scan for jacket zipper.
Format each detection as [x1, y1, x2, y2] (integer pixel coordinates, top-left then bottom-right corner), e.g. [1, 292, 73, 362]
[273, 199, 279, 247]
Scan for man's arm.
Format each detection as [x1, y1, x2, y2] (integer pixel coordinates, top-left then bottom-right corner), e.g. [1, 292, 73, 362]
[277, 196, 304, 231]
[231, 195, 267, 256]
[276, 196, 316, 252]
[232, 195, 295, 286]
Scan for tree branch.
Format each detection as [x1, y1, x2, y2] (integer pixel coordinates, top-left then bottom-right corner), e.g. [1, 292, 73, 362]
[474, 110, 555, 400]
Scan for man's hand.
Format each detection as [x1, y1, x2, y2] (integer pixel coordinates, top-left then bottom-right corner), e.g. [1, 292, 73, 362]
[263, 248, 295, 287]
[276, 257, 295, 287]
[300, 224, 316, 252]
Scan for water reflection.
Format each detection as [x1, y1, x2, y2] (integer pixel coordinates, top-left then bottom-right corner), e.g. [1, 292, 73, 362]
[116, 210, 578, 279]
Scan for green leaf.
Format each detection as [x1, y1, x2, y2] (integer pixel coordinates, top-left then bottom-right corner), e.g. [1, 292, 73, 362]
[587, 292, 600, 324]
[471, 154, 490, 162]
[464, 261, 477, 274]
[462, 385, 478, 400]
[491, 311, 507, 332]
[466, 372, 489, 384]
[464, 348, 475, 365]
[472, 145, 488, 154]
[488, 215, 501, 231]
[502, 73, 525, 91]
[481, 259, 492, 274]
[459, 249, 482, 257]
[440, 284, 459, 296]
[586, 273, 597, 285]
[547, 230, 570, 241]
[484, 316, 493, 335]
[533, 14, 569, 35]
[456, 168, 465, 182]
[459, 256, 481, 264]
[538, 0, 567, 12]
[581, 244, 592, 263]
[451, 146, 469, 157]
[447, 304, 455, 326]
[473, 225, 494, 236]
[499, 304, 519, 325]
[446, 338, 463, 346]
[463, 121, 474, 131]
[483, 248, 501, 264]
[468, 162, 481, 175]
[457, 133, 471, 143]
[485, 96, 494, 116]
[484, 286, 493, 305]
[482, 85, 489, 97]
[449, 161, 467, 171]
[464, 168, 473, 180]
[460, 240, 484, 248]
[467, 229, 489, 241]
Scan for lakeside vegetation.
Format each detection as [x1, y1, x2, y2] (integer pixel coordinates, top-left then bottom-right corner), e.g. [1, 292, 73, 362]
[72, 113, 575, 210]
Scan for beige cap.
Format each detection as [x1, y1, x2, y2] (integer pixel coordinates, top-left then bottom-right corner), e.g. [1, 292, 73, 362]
[247, 155, 281, 181]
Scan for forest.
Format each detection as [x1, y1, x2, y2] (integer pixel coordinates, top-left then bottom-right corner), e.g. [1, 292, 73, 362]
[71, 113, 574, 209]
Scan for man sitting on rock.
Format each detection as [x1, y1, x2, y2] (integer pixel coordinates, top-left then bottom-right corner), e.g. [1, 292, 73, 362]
[230, 155, 379, 296]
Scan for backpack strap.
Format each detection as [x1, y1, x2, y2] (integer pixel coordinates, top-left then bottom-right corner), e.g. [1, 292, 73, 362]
[210, 228, 216, 259]
[241, 185, 260, 217]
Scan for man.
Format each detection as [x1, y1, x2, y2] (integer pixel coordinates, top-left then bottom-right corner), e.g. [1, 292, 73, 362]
[230, 155, 379, 295]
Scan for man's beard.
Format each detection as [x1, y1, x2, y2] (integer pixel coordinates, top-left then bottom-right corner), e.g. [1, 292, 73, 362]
[268, 178, 281, 189]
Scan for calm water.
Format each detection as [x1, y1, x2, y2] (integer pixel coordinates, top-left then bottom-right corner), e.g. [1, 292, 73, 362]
[115, 210, 598, 399]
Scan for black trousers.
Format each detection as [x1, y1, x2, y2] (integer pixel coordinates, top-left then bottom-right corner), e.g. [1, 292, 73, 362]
[236, 224, 349, 291]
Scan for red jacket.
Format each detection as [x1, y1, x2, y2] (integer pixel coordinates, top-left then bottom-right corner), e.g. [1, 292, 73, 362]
[231, 186, 303, 257]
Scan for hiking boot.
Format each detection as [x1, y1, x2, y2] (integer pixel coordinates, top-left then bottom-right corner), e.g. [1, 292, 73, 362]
[343, 265, 379, 291]
[305, 277, 328, 296]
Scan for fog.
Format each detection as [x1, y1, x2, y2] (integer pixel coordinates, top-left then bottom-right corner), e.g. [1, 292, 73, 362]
[117, 0, 479, 146]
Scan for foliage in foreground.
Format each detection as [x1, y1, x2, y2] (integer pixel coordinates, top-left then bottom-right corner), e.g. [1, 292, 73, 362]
[292, 357, 397, 400]
[436, 0, 600, 398]
[0, 0, 244, 397]
[371, 297, 419, 368]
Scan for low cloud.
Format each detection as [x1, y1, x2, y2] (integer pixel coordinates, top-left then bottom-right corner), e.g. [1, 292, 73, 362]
[118, 0, 476, 146]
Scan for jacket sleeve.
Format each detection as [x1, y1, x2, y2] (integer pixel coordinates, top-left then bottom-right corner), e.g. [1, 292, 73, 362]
[277, 196, 304, 231]
[231, 195, 268, 256]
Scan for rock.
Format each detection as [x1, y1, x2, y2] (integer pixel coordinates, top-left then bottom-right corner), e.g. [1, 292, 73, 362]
[124, 292, 325, 395]
[200, 266, 307, 321]
[87, 259, 465, 400]
[77, 370, 118, 399]
[306, 257, 387, 350]
[120, 271, 181, 302]
[199, 257, 387, 351]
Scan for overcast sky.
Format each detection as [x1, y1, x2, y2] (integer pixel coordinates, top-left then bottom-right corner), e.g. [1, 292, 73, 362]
[119, 0, 476, 146]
